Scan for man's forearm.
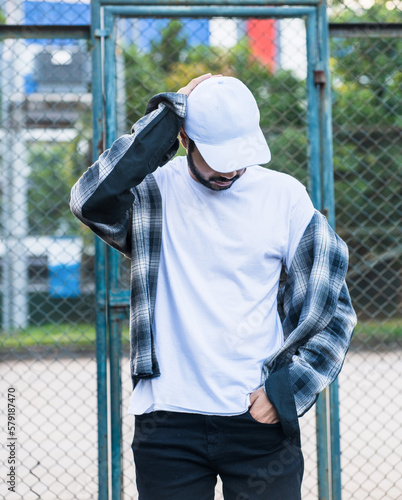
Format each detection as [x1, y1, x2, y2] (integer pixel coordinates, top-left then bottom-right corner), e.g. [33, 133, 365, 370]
[70, 93, 186, 227]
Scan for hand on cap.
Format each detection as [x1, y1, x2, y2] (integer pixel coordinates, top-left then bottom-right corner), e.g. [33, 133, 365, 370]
[177, 74, 221, 97]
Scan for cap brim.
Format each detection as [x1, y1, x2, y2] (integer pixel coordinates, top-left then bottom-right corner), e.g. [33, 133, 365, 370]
[193, 128, 271, 173]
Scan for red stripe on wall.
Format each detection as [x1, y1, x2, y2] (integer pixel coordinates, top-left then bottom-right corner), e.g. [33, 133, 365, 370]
[247, 19, 276, 71]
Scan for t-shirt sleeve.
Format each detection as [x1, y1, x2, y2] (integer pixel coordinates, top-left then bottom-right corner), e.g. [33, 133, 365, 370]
[284, 183, 315, 271]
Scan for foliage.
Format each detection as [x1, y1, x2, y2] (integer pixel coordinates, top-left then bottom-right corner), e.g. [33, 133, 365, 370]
[0, 323, 97, 349]
[150, 19, 189, 73]
[329, 5, 401, 129]
[27, 116, 91, 236]
[2, 320, 401, 351]
[329, 5, 402, 232]
[329, 0, 401, 23]
[327, 5, 402, 320]
[269, 127, 308, 184]
[124, 44, 170, 125]
[0, 323, 130, 351]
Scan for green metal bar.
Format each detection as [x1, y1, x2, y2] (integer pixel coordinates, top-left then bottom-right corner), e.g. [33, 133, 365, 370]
[305, 9, 321, 209]
[309, 6, 330, 496]
[330, 379, 342, 500]
[91, 7, 105, 160]
[316, 388, 330, 500]
[107, 240, 124, 500]
[104, 10, 117, 148]
[107, 247, 123, 500]
[101, 0, 320, 5]
[91, 0, 109, 498]
[108, 317, 123, 500]
[318, 0, 335, 228]
[0, 24, 90, 39]
[316, 1, 341, 499]
[103, 11, 124, 499]
[109, 290, 131, 308]
[94, 237, 109, 500]
[329, 22, 402, 38]
[104, 5, 316, 18]
[318, 1, 342, 497]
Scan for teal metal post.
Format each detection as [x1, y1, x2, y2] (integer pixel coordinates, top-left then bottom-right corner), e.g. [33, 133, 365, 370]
[305, 9, 321, 209]
[318, 0, 335, 227]
[108, 248, 123, 500]
[308, 5, 331, 498]
[94, 238, 109, 500]
[91, 0, 109, 498]
[104, 5, 316, 18]
[316, 389, 331, 499]
[104, 11, 124, 499]
[318, 1, 342, 499]
[315, 1, 341, 499]
[100, 0, 320, 5]
[330, 380, 342, 500]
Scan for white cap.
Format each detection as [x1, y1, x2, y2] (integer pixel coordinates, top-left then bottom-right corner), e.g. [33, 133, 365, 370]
[184, 76, 271, 173]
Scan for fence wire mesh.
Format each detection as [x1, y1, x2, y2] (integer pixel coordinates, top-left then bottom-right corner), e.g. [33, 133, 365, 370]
[0, 1, 97, 495]
[329, 0, 401, 22]
[331, 29, 402, 500]
[0, 1, 401, 500]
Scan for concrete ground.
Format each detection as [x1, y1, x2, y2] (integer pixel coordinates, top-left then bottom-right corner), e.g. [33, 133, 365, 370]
[1, 349, 401, 500]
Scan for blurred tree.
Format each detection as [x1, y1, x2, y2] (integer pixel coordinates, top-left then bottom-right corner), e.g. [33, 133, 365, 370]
[330, 6, 402, 228]
[330, 7, 401, 127]
[329, 0, 400, 23]
[27, 129, 90, 236]
[328, 5, 401, 318]
[124, 45, 166, 125]
[0, 8, 6, 122]
[150, 19, 189, 73]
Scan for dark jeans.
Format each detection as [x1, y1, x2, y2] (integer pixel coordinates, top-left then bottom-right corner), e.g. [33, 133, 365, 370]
[132, 410, 304, 500]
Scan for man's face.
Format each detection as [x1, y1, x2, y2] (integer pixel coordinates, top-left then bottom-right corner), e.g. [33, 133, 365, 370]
[187, 142, 246, 192]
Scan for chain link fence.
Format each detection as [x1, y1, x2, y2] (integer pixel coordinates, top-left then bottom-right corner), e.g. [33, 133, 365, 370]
[329, 15, 402, 499]
[0, 1, 97, 498]
[0, 0, 401, 499]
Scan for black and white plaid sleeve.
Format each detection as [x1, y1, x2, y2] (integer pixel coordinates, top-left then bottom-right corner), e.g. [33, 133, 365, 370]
[264, 212, 357, 435]
[70, 92, 186, 256]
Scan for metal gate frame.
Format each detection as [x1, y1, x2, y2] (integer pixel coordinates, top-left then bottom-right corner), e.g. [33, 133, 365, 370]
[90, 1, 337, 499]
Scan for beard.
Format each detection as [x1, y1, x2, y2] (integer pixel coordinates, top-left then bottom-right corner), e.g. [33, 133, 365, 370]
[187, 149, 241, 191]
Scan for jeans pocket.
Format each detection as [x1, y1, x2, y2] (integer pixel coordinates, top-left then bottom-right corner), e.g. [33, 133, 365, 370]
[245, 409, 282, 427]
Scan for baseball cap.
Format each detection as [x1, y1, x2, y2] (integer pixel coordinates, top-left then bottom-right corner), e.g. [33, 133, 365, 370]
[183, 76, 271, 173]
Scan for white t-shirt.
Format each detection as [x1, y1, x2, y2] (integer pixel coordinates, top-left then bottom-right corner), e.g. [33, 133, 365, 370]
[128, 156, 315, 416]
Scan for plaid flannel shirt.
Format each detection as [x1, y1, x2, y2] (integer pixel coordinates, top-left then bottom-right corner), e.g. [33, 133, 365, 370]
[70, 92, 356, 444]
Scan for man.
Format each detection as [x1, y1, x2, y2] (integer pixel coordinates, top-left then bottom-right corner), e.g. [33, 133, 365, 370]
[70, 74, 356, 499]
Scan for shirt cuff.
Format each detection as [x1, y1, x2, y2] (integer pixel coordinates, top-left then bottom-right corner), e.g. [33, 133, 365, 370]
[145, 92, 187, 118]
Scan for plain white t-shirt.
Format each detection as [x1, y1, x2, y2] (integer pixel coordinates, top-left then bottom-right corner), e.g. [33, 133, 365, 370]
[128, 156, 315, 416]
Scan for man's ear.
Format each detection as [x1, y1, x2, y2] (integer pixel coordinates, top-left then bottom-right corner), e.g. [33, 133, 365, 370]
[179, 127, 189, 151]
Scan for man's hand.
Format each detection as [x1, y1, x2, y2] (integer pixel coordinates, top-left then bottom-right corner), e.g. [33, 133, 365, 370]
[177, 73, 220, 97]
[249, 386, 280, 424]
